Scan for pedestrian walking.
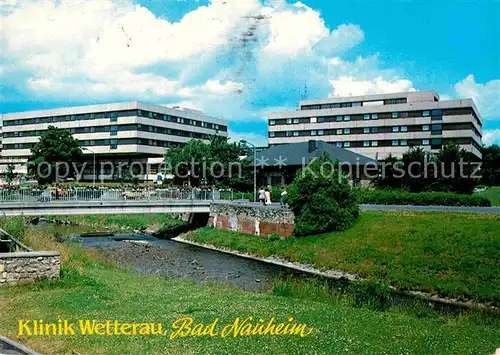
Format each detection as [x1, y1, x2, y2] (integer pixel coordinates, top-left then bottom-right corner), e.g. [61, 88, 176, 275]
[258, 187, 266, 205]
[264, 188, 271, 206]
[280, 186, 288, 208]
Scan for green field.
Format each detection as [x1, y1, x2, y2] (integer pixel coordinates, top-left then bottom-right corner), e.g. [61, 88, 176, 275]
[1, 251, 499, 354]
[184, 211, 500, 305]
[1, 215, 499, 354]
[476, 186, 500, 206]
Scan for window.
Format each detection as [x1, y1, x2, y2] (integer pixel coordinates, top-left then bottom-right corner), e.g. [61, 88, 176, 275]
[341, 102, 352, 108]
[318, 117, 325, 123]
[363, 127, 370, 134]
[344, 142, 351, 148]
[343, 128, 350, 134]
[400, 139, 408, 146]
[431, 109, 442, 121]
[431, 138, 442, 149]
[400, 112, 408, 118]
[269, 120, 275, 125]
[371, 141, 378, 147]
[311, 130, 317, 136]
[286, 131, 292, 137]
[110, 139, 118, 149]
[423, 124, 430, 131]
[392, 112, 400, 119]
[422, 139, 430, 145]
[336, 116, 343, 122]
[293, 131, 299, 136]
[286, 118, 292, 124]
[363, 141, 370, 147]
[343, 115, 351, 121]
[318, 130, 324, 136]
[371, 127, 378, 133]
[269, 132, 275, 137]
[401, 126, 408, 132]
[110, 126, 118, 136]
[292, 118, 299, 124]
[336, 142, 343, 148]
[423, 110, 430, 117]
[364, 114, 370, 120]
[431, 124, 442, 135]
[392, 126, 399, 132]
[371, 113, 379, 120]
[352, 102, 362, 107]
[392, 140, 399, 146]
[336, 129, 342, 134]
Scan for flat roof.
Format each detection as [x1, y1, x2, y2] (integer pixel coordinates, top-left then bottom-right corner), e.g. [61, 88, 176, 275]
[2, 101, 227, 125]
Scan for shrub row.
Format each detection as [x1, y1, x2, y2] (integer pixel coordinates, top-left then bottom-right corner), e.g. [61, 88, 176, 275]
[355, 189, 491, 207]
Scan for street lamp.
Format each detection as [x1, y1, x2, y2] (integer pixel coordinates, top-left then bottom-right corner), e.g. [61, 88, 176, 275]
[82, 147, 96, 187]
[240, 139, 257, 203]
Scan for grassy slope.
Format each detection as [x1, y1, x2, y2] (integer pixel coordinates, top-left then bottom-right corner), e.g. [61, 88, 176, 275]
[1, 265, 499, 354]
[184, 211, 500, 304]
[0, 218, 499, 354]
[477, 186, 500, 206]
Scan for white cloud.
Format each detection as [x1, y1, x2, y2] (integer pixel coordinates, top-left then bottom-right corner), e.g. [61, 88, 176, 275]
[329, 76, 415, 97]
[326, 55, 415, 97]
[454, 75, 500, 118]
[483, 129, 500, 146]
[228, 129, 269, 147]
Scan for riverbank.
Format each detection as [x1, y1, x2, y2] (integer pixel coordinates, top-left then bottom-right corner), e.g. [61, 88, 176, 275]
[183, 211, 500, 306]
[1, 215, 500, 354]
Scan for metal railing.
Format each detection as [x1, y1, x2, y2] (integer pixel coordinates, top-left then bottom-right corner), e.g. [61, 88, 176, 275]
[0, 187, 221, 203]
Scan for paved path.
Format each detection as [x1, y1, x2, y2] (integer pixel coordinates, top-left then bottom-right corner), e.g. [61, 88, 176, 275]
[359, 204, 500, 213]
[229, 199, 500, 213]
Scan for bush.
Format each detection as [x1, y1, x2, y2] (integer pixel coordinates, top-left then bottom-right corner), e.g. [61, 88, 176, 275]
[356, 189, 491, 207]
[348, 280, 393, 311]
[288, 153, 359, 237]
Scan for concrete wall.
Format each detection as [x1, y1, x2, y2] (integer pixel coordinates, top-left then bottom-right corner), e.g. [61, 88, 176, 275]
[210, 203, 295, 238]
[0, 251, 61, 285]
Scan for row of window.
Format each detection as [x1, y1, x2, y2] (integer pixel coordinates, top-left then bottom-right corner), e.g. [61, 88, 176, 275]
[327, 138, 442, 149]
[4, 138, 188, 151]
[268, 123, 471, 138]
[269, 108, 479, 126]
[3, 109, 227, 132]
[300, 98, 407, 110]
[273, 137, 476, 150]
[3, 124, 217, 140]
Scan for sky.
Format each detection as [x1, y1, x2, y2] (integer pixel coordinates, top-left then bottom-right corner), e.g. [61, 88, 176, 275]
[1, 0, 499, 146]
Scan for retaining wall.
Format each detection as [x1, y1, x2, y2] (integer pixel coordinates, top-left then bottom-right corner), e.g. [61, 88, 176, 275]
[210, 203, 294, 237]
[0, 251, 61, 285]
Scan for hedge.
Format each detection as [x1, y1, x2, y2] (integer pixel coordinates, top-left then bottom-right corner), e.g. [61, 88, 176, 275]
[355, 189, 491, 207]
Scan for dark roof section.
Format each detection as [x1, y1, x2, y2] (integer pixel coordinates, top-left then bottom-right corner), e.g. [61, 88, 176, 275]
[252, 141, 378, 166]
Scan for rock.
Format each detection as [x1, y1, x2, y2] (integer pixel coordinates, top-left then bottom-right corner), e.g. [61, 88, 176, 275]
[255, 278, 261, 282]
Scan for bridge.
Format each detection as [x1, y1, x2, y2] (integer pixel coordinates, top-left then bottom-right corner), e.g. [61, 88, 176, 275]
[0, 200, 212, 216]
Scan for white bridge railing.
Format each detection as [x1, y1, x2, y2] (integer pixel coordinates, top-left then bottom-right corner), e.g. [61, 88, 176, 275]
[0, 187, 224, 203]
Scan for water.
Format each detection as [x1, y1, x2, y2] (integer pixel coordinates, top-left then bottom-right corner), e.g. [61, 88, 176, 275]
[80, 233, 298, 291]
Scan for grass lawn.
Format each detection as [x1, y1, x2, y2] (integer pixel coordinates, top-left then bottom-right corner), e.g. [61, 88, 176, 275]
[477, 186, 500, 206]
[184, 211, 500, 305]
[1, 258, 499, 354]
[43, 214, 186, 231]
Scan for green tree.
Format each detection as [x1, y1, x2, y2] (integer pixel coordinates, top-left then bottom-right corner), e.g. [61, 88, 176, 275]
[287, 153, 359, 237]
[28, 126, 83, 185]
[434, 143, 477, 194]
[164, 136, 251, 189]
[401, 147, 436, 192]
[480, 144, 500, 186]
[373, 154, 404, 190]
[2, 163, 17, 185]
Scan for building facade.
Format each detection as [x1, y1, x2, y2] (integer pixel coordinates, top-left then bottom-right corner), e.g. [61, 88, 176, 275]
[267, 91, 482, 160]
[1, 102, 227, 181]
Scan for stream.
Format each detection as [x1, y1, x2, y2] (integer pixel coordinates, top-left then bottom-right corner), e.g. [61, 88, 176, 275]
[74, 231, 301, 291]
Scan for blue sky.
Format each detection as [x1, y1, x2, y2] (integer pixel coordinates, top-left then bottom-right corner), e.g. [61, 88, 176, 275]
[1, 0, 499, 145]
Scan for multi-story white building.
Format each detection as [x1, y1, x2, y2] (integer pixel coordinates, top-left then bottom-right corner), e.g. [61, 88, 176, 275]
[267, 90, 482, 160]
[1, 102, 227, 181]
